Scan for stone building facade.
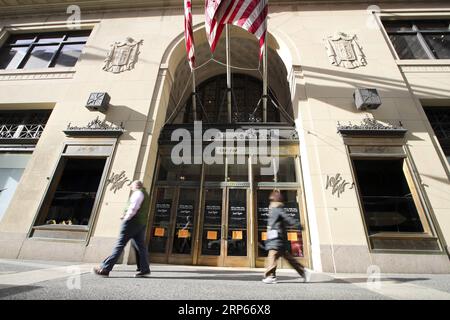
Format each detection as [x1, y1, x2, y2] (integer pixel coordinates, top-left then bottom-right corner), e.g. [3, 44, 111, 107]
[0, 0, 449, 273]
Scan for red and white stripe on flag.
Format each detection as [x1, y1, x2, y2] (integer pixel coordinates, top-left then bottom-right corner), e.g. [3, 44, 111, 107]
[184, 0, 195, 69]
[205, 0, 269, 59]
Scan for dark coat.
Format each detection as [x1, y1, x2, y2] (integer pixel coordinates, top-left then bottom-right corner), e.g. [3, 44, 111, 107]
[265, 203, 297, 251]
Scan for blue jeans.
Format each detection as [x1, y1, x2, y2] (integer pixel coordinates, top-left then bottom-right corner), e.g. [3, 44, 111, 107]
[102, 221, 150, 273]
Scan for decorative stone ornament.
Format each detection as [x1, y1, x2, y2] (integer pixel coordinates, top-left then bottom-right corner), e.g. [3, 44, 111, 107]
[106, 171, 132, 194]
[326, 173, 354, 198]
[86, 92, 111, 112]
[337, 117, 407, 137]
[325, 32, 367, 69]
[64, 117, 124, 137]
[103, 37, 143, 73]
[354, 88, 382, 110]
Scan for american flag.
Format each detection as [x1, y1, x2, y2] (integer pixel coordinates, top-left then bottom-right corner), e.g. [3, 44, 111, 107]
[184, 0, 195, 69]
[205, 0, 269, 59]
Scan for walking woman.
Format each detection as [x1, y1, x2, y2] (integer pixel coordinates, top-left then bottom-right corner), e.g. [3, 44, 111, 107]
[263, 190, 311, 284]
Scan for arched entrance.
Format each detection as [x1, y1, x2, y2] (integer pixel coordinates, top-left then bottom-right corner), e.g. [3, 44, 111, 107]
[145, 25, 310, 268]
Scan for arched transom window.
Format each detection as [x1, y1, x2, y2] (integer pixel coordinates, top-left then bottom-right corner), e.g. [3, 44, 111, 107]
[168, 74, 292, 124]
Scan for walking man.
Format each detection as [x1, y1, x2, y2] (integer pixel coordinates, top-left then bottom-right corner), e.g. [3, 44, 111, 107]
[93, 180, 151, 278]
[262, 190, 311, 284]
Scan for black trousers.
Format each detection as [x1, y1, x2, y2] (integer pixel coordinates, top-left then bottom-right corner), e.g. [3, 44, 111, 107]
[102, 221, 150, 273]
[132, 240, 141, 269]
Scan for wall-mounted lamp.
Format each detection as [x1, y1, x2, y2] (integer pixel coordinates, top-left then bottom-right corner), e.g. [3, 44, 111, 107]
[354, 88, 382, 111]
[86, 92, 111, 112]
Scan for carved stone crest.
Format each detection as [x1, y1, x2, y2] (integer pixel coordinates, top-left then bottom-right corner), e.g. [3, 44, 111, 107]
[103, 37, 143, 73]
[325, 32, 367, 69]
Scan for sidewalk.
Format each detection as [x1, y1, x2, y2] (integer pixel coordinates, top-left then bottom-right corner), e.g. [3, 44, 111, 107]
[0, 259, 449, 300]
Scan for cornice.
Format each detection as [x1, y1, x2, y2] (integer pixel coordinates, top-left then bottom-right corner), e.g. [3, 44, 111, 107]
[0, 0, 447, 18]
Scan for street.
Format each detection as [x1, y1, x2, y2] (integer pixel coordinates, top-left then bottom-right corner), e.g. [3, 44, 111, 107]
[0, 259, 449, 300]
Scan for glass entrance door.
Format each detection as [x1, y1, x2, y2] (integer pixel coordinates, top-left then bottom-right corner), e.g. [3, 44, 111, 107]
[148, 146, 309, 268]
[255, 189, 308, 268]
[197, 188, 251, 267]
[148, 187, 174, 260]
[224, 188, 249, 267]
[197, 188, 224, 266]
[168, 188, 199, 264]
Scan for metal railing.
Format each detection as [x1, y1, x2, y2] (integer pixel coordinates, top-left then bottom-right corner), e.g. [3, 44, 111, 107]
[0, 123, 46, 141]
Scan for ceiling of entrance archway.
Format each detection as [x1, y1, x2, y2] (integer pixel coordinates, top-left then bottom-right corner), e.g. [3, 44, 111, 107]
[168, 26, 292, 118]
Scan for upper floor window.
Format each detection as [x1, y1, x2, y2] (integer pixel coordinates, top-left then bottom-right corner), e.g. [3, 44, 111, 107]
[383, 20, 450, 59]
[424, 107, 450, 165]
[0, 30, 91, 70]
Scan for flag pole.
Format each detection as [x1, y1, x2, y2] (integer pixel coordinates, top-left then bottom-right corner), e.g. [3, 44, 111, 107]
[262, 34, 268, 123]
[192, 68, 197, 121]
[185, 0, 196, 121]
[226, 24, 232, 123]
